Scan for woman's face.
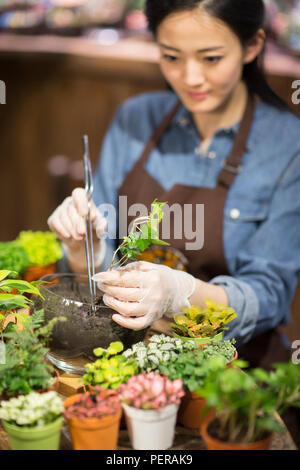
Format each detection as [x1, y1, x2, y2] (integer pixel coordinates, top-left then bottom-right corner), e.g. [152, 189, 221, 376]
[157, 9, 257, 114]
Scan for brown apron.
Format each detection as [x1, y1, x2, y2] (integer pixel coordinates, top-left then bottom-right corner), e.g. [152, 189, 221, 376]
[118, 94, 290, 368]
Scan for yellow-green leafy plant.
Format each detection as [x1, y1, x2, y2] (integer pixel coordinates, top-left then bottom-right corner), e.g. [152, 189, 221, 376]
[15, 231, 63, 267]
[82, 341, 138, 390]
[170, 299, 237, 338]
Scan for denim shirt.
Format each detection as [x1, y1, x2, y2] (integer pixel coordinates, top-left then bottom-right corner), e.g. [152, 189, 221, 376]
[92, 90, 300, 346]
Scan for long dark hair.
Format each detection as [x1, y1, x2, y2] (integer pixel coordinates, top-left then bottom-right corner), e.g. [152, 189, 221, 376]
[145, 0, 286, 109]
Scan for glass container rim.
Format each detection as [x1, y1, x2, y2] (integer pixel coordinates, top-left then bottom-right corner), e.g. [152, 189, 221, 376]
[39, 272, 105, 309]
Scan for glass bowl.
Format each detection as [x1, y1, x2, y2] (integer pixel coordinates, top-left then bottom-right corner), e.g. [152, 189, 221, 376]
[34, 273, 148, 375]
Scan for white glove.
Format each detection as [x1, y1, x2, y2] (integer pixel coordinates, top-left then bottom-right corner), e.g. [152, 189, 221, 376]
[47, 188, 107, 269]
[92, 261, 196, 330]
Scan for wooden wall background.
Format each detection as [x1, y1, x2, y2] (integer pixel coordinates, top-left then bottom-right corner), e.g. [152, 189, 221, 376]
[0, 35, 299, 342]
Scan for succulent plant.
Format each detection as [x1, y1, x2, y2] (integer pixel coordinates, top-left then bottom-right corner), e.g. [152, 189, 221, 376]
[171, 299, 237, 338]
[82, 341, 138, 389]
[122, 334, 197, 372]
[64, 387, 121, 421]
[119, 372, 184, 411]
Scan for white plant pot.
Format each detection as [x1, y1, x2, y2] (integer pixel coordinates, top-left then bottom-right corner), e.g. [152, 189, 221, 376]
[122, 403, 179, 450]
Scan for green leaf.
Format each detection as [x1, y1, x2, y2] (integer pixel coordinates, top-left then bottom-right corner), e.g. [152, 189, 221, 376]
[0, 279, 43, 298]
[135, 238, 151, 251]
[107, 341, 124, 355]
[0, 270, 16, 282]
[150, 238, 170, 246]
[0, 293, 31, 310]
[93, 347, 105, 357]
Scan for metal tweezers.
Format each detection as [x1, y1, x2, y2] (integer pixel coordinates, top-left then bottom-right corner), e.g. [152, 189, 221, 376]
[83, 135, 97, 311]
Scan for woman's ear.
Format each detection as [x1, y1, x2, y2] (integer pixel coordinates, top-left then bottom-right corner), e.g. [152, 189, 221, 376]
[243, 28, 266, 64]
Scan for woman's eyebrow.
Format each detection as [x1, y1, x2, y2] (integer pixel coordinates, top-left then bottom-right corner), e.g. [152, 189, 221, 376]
[158, 43, 225, 53]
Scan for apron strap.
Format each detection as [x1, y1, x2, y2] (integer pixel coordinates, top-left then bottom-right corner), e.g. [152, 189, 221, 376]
[218, 95, 256, 189]
[137, 101, 182, 167]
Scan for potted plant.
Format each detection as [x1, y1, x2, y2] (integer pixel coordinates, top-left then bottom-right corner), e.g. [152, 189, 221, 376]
[198, 360, 300, 450]
[123, 334, 197, 372]
[201, 338, 238, 364]
[15, 230, 63, 281]
[0, 269, 46, 338]
[119, 371, 184, 450]
[81, 341, 138, 390]
[0, 309, 66, 400]
[159, 350, 228, 429]
[64, 387, 122, 450]
[0, 391, 64, 450]
[170, 299, 237, 345]
[0, 243, 30, 279]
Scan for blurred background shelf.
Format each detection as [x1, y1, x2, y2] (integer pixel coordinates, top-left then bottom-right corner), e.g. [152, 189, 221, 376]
[0, 33, 299, 241]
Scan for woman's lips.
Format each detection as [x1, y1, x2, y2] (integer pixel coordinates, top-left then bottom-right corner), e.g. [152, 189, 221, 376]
[187, 91, 210, 100]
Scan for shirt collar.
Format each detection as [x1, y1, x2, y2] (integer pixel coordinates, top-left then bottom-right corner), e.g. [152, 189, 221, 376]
[172, 97, 269, 153]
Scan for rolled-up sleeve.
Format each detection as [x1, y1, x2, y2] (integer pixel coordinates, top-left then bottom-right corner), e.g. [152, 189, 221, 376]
[209, 275, 259, 345]
[210, 152, 300, 346]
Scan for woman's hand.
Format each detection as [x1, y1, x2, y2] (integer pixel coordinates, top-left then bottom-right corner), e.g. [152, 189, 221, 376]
[92, 261, 196, 330]
[47, 188, 107, 272]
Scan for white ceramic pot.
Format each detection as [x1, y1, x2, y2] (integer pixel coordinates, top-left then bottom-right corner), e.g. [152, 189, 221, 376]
[122, 403, 179, 450]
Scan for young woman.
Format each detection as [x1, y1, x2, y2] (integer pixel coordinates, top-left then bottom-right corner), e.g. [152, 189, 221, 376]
[48, 0, 300, 365]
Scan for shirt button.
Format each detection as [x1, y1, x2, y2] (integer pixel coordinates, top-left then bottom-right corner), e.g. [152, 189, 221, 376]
[230, 209, 240, 219]
[194, 146, 202, 155]
[179, 117, 189, 127]
[208, 151, 216, 159]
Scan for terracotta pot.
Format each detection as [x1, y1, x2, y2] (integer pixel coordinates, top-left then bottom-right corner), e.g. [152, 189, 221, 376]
[177, 391, 215, 429]
[22, 264, 56, 282]
[87, 385, 126, 429]
[64, 394, 122, 450]
[227, 348, 238, 366]
[200, 412, 273, 450]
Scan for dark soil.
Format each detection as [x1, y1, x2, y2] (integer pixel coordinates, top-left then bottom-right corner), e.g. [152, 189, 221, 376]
[33, 277, 147, 360]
